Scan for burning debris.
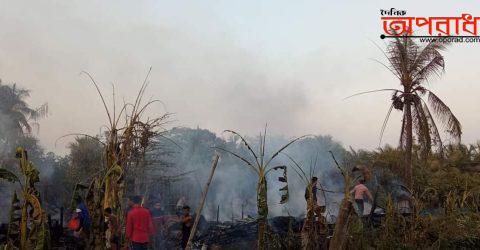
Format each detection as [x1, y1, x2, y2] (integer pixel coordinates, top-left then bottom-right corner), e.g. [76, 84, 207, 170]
[195, 218, 258, 248]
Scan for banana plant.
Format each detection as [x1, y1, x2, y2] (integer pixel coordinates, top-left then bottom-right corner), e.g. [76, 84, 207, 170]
[216, 128, 306, 250]
[284, 153, 330, 250]
[1, 147, 50, 250]
[328, 151, 354, 250]
[60, 68, 170, 248]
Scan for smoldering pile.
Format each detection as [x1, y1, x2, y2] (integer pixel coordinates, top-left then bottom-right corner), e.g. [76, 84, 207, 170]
[192, 216, 304, 249]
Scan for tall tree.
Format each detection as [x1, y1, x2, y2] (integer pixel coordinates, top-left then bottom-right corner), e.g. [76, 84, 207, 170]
[0, 81, 48, 140]
[351, 35, 462, 189]
[67, 136, 104, 183]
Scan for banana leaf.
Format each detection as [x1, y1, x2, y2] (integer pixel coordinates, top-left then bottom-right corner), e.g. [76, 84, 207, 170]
[0, 168, 19, 183]
[273, 165, 289, 204]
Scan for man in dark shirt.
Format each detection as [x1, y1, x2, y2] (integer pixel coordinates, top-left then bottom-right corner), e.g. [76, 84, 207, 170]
[180, 205, 193, 249]
[151, 201, 165, 217]
[304, 177, 324, 219]
[125, 196, 155, 250]
[150, 201, 166, 249]
[304, 177, 318, 203]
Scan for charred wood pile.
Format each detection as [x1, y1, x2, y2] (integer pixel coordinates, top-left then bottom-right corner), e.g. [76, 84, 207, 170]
[192, 216, 305, 249]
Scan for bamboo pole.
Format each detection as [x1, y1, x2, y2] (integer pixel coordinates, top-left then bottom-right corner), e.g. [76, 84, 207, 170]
[186, 154, 220, 249]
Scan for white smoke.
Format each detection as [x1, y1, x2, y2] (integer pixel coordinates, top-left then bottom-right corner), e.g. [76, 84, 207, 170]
[149, 127, 347, 221]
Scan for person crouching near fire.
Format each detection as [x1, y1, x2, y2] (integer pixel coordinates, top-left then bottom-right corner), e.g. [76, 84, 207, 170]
[350, 179, 373, 216]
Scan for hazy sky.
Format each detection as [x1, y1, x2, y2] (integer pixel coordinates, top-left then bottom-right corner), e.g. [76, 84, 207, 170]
[1, 0, 479, 154]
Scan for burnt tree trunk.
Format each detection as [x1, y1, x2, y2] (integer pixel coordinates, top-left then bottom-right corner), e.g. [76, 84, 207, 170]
[329, 197, 353, 250]
[302, 184, 318, 250]
[257, 175, 268, 250]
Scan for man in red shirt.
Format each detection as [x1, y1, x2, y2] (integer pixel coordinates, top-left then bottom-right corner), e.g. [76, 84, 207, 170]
[125, 196, 155, 250]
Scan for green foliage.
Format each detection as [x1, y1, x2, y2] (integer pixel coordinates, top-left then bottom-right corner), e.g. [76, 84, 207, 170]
[68, 136, 104, 183]
[345, 143, 480, 249]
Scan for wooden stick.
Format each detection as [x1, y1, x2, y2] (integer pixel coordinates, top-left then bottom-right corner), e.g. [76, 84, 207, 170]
[186, 154, 220, 249]
[241, 203, 244, 219]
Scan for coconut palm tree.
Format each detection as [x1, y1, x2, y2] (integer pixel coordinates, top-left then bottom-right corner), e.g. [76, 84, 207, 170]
[216, 129, 305, 250]
[349, 34, 462, 189]
[0, 81, 48, 138]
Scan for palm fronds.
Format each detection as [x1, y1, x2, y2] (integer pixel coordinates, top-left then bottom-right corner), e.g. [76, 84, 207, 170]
[427, 90, 462, 139]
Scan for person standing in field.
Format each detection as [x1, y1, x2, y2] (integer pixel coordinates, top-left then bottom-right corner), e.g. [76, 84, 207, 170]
[73, 196, 91, 249]
[125, 195, 155, 250]
[304, 176, 324, 219]
[180, 205, 193, 250]
[351, 179, 373, 216]
[151, 201, 166, 249]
